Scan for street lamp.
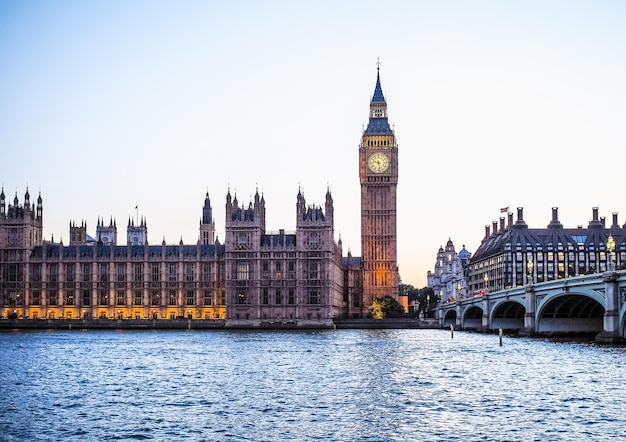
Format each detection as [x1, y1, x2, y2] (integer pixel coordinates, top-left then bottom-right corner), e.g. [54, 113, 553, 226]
[527, 259, 534, 285]
[483, 273, 489, 292]
[426, 294, 430, 318]
[456, 281, 462, 300]
[607, 235, 616, 272]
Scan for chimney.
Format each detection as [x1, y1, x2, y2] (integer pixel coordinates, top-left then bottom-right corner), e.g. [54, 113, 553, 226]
[508, 212, 514, 227]
[589, 207, 602, 227]
[493, 221, 498, 234]
[485, 225, 490, 238]
[500, 217, 505, 231]
[514, 207, 527, 227]
[548, 207, 562, 228]
[601, 217, 606, 228]
[612, 212, 619, 229]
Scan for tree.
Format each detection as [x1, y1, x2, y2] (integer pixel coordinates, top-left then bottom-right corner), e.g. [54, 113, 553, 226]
[416, 286, 435, 304]
[411, 287, 435, 317]
[369, 295, 405, 319]
[407, 286, 421, 303]
[399, 283, 414, 299]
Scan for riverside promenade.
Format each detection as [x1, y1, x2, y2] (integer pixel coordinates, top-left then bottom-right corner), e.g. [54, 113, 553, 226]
[0, 318, 440, 331]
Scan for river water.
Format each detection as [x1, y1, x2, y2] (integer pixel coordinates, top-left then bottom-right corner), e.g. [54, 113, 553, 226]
[0, 329, 624, 441]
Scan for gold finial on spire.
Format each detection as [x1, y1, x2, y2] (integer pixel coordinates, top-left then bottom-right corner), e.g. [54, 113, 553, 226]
[376, 57, 381, 71]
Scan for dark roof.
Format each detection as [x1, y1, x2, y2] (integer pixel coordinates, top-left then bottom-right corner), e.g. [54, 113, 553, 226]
[364, 69, 393, 136]
[371, 71, 385, 103]
[342, 256, 362, 266]
[304, 207, 325, 222]
[471, 224, 626, 262]
[364, 118, 393, 135]
[261, 233, 296, 248]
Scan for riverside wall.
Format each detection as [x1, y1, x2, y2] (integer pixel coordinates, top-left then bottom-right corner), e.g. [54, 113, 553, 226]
[0, 318, 439, 330]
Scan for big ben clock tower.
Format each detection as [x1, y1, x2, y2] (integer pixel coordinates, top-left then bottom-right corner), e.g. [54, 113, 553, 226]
[359, 63, 400, 310]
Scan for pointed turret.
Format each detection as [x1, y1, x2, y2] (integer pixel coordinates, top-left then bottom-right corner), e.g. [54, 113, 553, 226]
[371, 65, 386, 104]
[200, 191, 216, 245]
[202, 191, 212, 224]
[297, 187, 306, 218]
[254, 187, 260, 206]
[363, 62, 393, 137]
[1, 187, 5, 216]
[226, 188, 233, 219]
[325, 187, 334, 224]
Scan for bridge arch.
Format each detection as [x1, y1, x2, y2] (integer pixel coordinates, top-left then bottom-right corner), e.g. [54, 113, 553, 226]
[490, 300, 525, 331]
[442, 309, 456, 327]
[537, 292, 604, 334]
[463, 306, 483, 330]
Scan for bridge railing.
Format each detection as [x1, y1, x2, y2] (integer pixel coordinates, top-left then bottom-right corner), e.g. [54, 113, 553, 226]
[441, 269, 626, 310]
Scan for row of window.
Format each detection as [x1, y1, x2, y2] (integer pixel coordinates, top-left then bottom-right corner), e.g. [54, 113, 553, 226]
[27, 263, 214, 283]
[25, 290, 222, 307]
[236, 289, 320, 305]
[510, 242, 623, 252]
[235, 261, 320, 280]
[24, 311, 222, 320]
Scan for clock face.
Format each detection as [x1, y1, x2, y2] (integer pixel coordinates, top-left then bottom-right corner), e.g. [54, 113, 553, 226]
[368, 153, 389, 173]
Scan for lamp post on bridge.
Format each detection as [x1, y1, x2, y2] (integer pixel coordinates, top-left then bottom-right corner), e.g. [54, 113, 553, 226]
[483, 273, 489, 294]
[607, 235, 616, 272]
[596, 234, 622, 344]
[455, 282, 462, 328]
[521, 259, 536, 337]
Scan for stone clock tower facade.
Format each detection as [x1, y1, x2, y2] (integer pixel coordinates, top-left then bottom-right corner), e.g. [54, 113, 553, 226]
[359, 66, 400, 309]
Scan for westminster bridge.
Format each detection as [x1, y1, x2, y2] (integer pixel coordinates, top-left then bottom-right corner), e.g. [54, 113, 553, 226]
[438, 269, 626, 344]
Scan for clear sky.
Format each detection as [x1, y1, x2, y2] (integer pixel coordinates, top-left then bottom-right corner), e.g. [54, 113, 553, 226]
[1, 0, 625, 288]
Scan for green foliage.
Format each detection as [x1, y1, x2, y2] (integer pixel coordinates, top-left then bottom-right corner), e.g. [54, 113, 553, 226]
[399, 283, 414, 298]
[369, 295, 405, 319]
[399, 283, 435, 303]
[411, 286, 434, 303]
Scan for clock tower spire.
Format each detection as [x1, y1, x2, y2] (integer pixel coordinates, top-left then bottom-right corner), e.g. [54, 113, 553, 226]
[359, 62, 401, 313]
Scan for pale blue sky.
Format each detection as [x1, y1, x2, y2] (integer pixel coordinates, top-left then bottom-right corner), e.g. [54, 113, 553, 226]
[1, 0, 625, 287]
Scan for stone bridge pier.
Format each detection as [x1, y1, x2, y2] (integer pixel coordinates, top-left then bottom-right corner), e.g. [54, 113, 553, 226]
[518, 284, 535, 336]
[595, 271, 621, 344]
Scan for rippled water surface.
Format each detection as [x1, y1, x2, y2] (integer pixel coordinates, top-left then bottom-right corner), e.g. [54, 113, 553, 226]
[1, 329, 625, 441]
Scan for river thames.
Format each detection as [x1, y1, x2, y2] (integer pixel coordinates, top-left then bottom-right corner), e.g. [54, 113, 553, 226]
[1, 329, 624, 441]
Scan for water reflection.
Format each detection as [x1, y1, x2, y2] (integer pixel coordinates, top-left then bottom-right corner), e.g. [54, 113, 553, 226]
[1, 329, 625, 441]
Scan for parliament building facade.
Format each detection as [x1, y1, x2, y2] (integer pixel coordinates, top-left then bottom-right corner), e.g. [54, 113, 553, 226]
[0, 69, 402, 325]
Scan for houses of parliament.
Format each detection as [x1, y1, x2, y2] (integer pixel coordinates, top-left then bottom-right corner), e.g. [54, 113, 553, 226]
[0, 69, 402, 325]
